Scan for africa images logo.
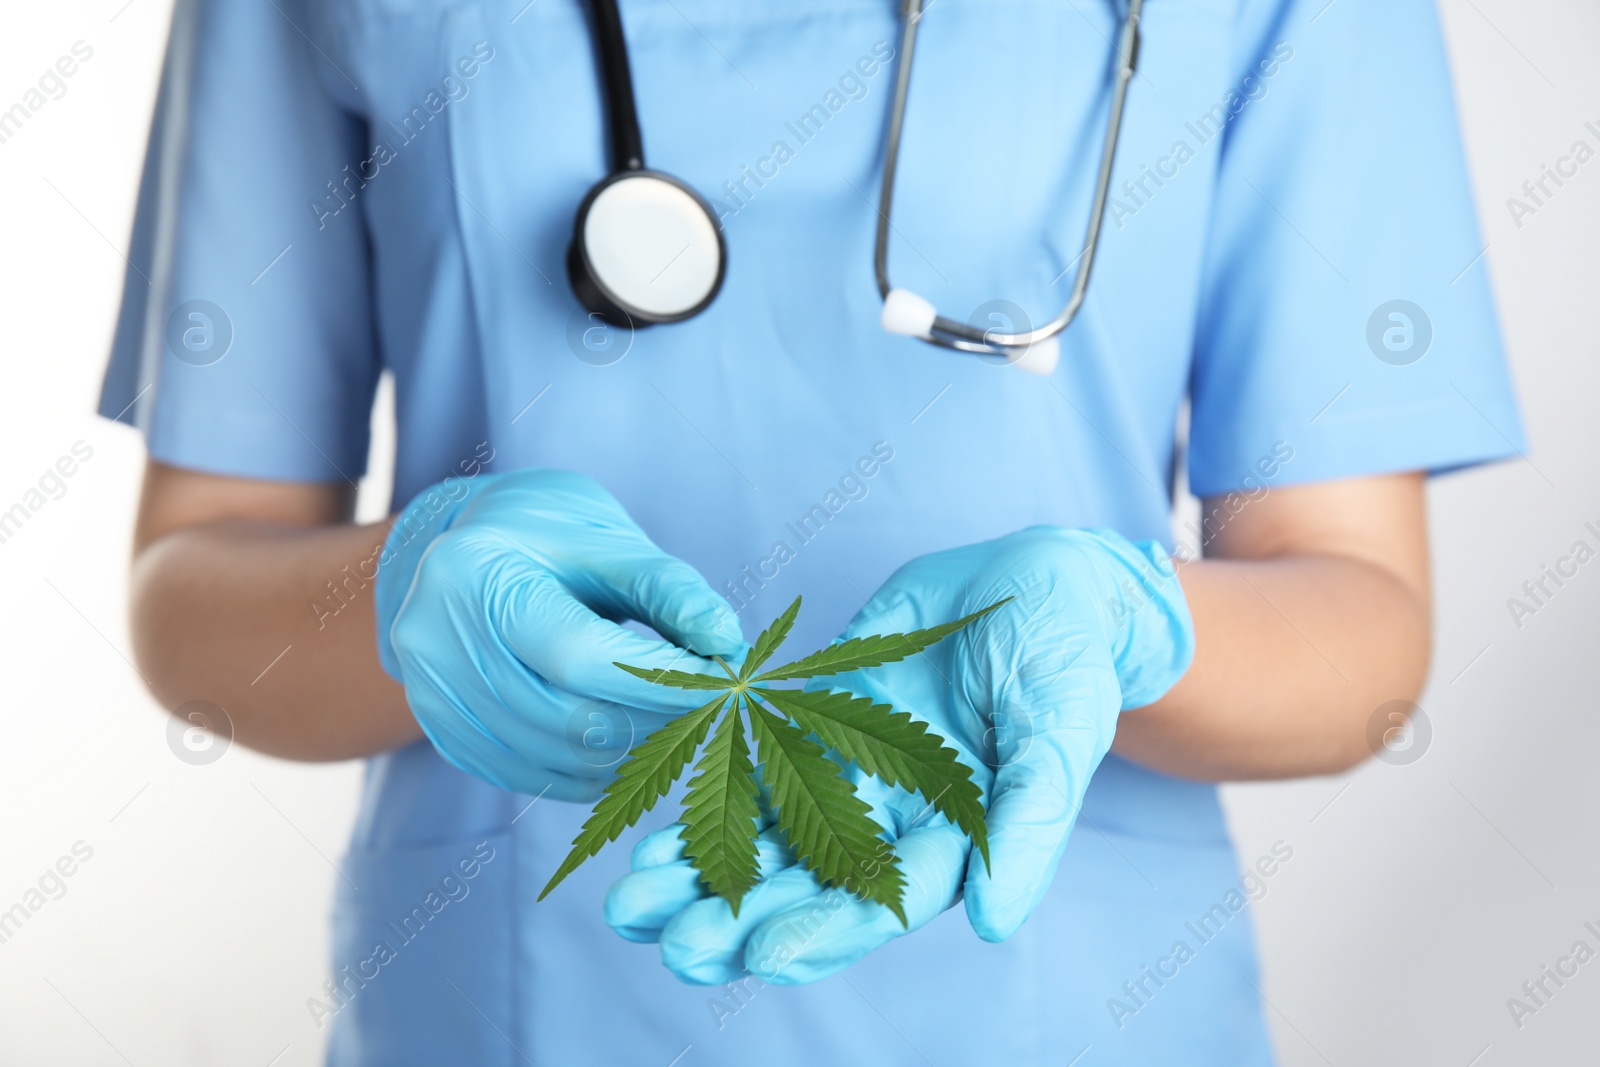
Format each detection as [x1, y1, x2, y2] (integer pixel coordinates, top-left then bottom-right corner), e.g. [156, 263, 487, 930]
[164, 300, 233, 366]
[1366, 300, 1432, 366]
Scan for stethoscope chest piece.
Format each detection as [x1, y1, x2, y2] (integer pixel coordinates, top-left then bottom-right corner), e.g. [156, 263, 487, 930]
[567, 169, 725, 327]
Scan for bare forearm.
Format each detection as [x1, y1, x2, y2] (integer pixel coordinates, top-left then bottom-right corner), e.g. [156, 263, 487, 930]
[131, 517, 418, 761]
[1112, 553, 1430, 780]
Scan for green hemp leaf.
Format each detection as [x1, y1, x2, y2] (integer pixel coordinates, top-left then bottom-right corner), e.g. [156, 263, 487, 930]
[538, 595, 1010, 924]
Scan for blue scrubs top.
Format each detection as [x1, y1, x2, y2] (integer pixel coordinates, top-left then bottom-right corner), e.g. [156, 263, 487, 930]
[102, 0, 1523, 1063]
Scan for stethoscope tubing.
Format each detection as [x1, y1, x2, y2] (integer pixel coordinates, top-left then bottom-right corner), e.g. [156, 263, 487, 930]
[874, 0, 1144, 355]
[590, 0, 646, 172]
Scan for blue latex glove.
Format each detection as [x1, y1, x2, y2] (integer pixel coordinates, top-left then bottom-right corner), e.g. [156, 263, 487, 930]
[376, 469, 747, 801]
[602, 526, 1193, 984]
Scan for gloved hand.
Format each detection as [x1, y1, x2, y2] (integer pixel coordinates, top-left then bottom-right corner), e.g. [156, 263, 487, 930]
[602, 526, 1193, 984]
[376, 468, 746, 801]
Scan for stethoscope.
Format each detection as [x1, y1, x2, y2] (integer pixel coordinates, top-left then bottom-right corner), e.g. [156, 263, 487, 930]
[567, 0, 1143, 375]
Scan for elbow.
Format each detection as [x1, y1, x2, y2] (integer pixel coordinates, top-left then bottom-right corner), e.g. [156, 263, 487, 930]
[129, 537, 412, 764]
[127, 570, 237, 759]
[1315, 735, 1383, 777]
[1255, 609, 1434, 780]
[128, 540, 194, 715]
[126, 541, 256, 752]
[1327, 620, 1433, 776]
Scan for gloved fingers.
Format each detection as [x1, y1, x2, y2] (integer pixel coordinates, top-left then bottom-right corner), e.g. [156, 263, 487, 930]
[837, 743, 976, 841]
[407, 528, 731, 710]
[657, 864, 825, 985]
[605, 863, 706, 943]
[743, 822, 968, 986]
[455, 470, 738, 661]
[630, 824, 691, 869]
[595, 550, 747, 660]
[560, 696, 681, 775]
[394, 611, 668, 782]
[962, 742, 1080, 941]
[627, 822, 789, 871]
[491, 564, 737, 713]
[404, 683, 603, 801]
[839, 538, 1012, 637]
[805, 593, 939, 714]
[963, 659, 1120, 942]
[836, 588, 922, 643]
[605, 830, 793, 945]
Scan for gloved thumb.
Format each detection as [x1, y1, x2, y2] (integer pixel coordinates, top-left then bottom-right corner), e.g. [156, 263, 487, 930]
[602, 551, 746, 659]
[963, 653, 1120, 942]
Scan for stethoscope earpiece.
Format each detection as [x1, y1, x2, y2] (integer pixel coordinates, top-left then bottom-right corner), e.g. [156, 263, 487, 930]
[880, 288, 1059, 375]
[568, 170, 725, 327]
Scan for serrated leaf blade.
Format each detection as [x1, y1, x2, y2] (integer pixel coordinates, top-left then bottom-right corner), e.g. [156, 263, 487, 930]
[747, 703, 906, 925]
[739, 595, 801, 681]
[753, 598, 1012, 683]
[754, 686, 990, 871]
[539, 694, 727, 900]
[613, 662, 732, 690]
[680, 698, 761, 913]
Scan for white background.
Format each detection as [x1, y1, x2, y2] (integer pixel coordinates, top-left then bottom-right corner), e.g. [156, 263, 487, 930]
[0, 2, 1595, 1065]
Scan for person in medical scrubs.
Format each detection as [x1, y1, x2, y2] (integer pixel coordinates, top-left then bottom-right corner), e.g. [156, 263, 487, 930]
[104, 0, 1522, 1062]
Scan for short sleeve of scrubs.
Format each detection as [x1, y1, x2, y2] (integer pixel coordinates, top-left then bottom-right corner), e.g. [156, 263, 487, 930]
[98, 0, 379, 483]
[1187, 0, 1525, 498]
